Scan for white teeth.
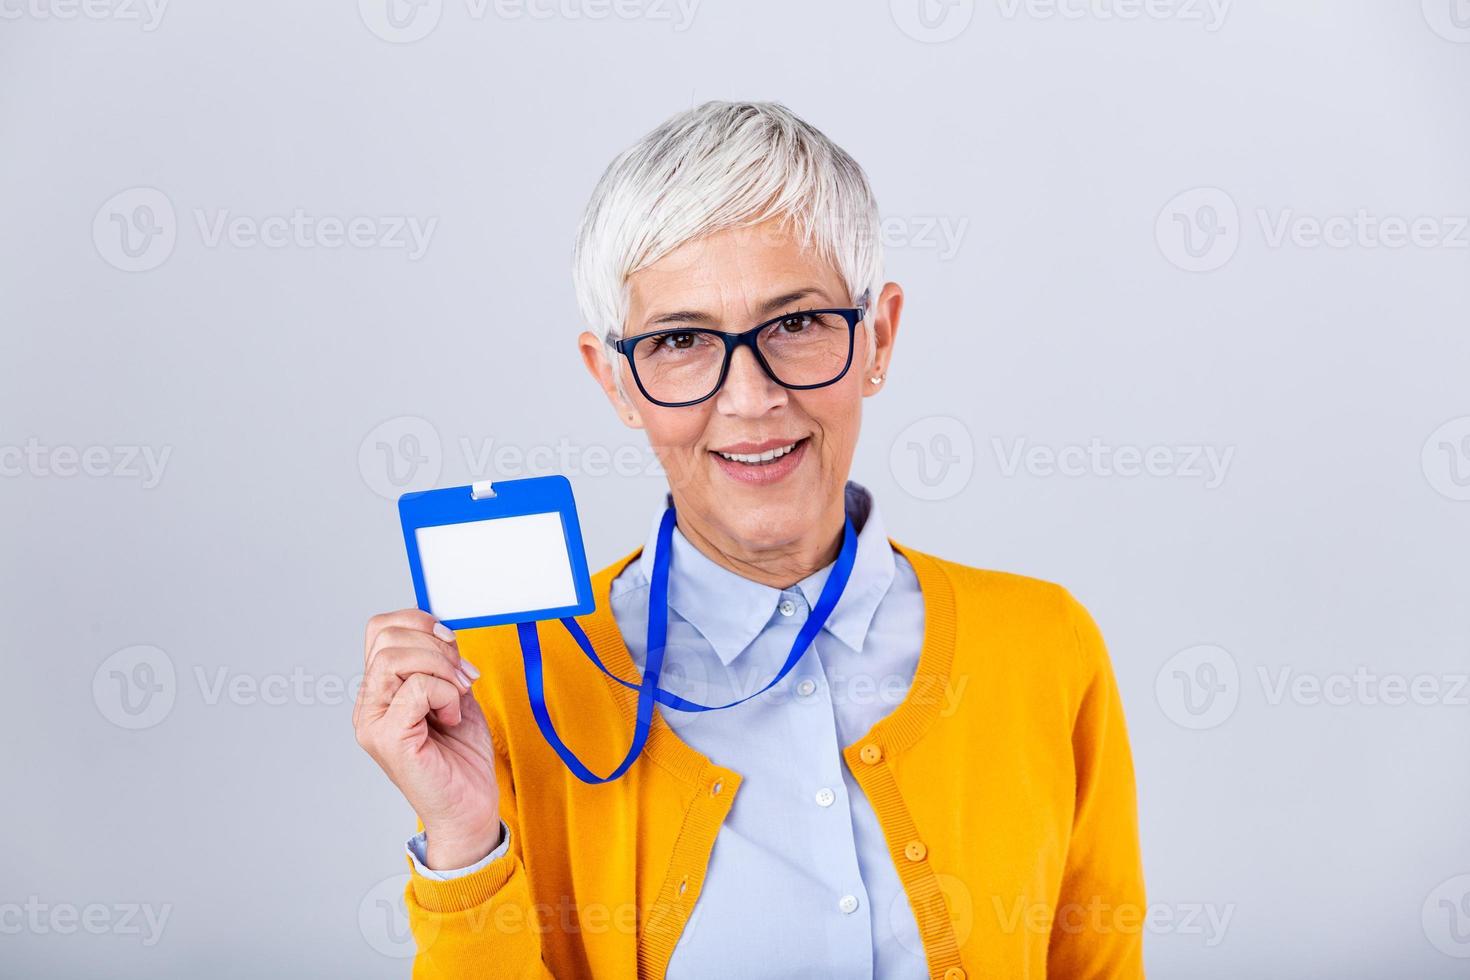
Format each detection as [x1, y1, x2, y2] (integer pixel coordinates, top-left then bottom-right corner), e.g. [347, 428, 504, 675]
[717, 441, 800, 464]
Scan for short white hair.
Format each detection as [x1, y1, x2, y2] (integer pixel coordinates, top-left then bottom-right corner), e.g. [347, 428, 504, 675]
[573, 101, 884, 391]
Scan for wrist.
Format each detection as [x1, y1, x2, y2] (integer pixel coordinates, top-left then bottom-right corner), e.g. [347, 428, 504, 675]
[424, 822, 504, 871]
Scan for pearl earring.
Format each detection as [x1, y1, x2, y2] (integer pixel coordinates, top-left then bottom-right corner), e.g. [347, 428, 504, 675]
[870, 375, 884, 384]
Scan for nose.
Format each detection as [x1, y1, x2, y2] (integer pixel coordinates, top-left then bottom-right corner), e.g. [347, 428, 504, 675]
[714, 344, 786, 417]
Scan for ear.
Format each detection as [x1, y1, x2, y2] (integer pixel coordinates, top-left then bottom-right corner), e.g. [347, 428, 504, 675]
[861, 281, 904, 398]
[578, 330, 645, 429]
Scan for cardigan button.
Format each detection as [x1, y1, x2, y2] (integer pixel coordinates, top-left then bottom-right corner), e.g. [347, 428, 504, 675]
[859, 744, 882, 765]
[904, 840, 927, 862]
[944, 968, 966, 980]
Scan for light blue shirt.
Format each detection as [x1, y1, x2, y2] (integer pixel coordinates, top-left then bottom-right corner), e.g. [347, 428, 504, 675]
[409, 481, 928, 978]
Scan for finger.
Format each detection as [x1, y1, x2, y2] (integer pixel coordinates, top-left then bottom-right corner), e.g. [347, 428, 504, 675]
[362, 646, 471, 712]
[357, 647, 467, 733]
[368, 625, 461, 678]
[364, 609, 456, 667]
[383, 672, 463, 735]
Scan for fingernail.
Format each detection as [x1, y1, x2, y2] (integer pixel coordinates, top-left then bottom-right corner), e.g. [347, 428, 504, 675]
[455, 668, 473, 689]
[461, 660, 480, 680]
[434, 622, 455, 643]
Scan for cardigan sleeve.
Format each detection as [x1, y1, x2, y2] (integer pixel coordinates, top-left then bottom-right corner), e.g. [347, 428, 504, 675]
[1048, 591, 1148, 979]
[407, 822, 511, 879]
[403, 732, 556, 979]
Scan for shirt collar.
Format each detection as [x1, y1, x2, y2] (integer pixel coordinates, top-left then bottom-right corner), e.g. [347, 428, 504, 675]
[634, 480, 897, 665]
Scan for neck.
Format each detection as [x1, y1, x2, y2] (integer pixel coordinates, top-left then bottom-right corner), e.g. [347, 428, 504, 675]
[670, 493, 848, 590]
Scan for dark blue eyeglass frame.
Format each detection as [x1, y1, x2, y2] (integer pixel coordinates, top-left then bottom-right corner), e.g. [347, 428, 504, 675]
[607, 290, 871, 409]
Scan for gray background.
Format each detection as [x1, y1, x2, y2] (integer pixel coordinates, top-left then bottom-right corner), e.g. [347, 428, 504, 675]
[2, 1, 1468, 976]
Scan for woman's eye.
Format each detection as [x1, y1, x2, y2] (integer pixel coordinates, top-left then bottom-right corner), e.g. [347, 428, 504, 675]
[778, 314, 812, 332]
[645, 331, 700, 354]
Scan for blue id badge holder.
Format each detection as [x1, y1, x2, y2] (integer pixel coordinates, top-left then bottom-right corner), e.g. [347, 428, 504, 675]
[398, 474, 662, 784]
[398, 475, 595, 630]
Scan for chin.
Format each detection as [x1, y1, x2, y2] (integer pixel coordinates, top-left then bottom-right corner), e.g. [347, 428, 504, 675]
[720, 494, 826, 549]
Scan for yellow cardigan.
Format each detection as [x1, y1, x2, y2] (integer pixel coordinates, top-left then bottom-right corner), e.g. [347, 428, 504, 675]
[405, 539, 1147, 979]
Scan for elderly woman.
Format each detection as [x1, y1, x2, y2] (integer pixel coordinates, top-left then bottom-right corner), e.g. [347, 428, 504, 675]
[354, 101, 1146, 979]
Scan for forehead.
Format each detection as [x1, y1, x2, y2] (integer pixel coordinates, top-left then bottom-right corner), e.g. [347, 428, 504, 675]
[625, 219, 845, 317]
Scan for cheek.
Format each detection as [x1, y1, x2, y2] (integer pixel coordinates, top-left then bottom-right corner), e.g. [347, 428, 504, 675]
[641, 407, 713, 459]
[802, 389, 864, 460]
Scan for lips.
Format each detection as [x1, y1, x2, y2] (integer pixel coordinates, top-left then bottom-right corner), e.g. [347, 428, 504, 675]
[714, 440, 803, 464]
[709, 436, 811, 485]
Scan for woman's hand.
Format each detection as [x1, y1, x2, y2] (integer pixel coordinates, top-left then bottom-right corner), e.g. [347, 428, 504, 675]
[353, 609, 503, 870]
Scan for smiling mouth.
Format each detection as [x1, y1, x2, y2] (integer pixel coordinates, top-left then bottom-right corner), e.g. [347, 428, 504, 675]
[713, 437, 808, 465]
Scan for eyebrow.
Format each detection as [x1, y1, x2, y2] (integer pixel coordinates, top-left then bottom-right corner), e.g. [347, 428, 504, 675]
[643, 287, 833, 330]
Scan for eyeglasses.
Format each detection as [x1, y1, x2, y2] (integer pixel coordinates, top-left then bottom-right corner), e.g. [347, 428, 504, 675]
[607, 291, 870, 408]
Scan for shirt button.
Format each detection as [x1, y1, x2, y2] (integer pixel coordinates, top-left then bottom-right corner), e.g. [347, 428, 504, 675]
[778, 599, 796, 616]
[796, 678, 817, 697]
[814, 787, 836, 807]
[904, 840, 927, 861]
[838, 894, 860, 915]
[944, 969, 966, 980]
[859, 743, 882, 765]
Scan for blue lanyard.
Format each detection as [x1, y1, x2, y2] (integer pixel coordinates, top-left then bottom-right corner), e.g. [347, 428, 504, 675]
[517, 506, 859, 784]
